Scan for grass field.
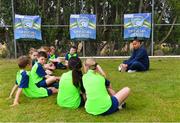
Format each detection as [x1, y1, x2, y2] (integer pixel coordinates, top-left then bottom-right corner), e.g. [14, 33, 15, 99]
[0, 58, 180, 122]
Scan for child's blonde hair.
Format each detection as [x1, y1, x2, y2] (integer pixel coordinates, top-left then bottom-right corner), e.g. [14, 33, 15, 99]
[85, 58, 97, 70]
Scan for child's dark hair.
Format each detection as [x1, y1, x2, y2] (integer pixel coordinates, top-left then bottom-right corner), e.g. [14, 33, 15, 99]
[133, 37, 142, 43]
[71, 46, 77, 50]
[18, 56, 31, 69]
[38, 51, 47, 58]
[68, 57, 83, 89]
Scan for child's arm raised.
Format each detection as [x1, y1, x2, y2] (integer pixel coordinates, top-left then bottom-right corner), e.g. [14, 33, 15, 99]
[83, 61, 88, 73]
[96, 64, 107, 78]
[10, 88, 22, 106]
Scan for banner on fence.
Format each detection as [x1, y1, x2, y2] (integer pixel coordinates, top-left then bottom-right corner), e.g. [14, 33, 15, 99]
[70, 14, 96, 40]
[124, 13, 151, 40]
[14, 14, 42, 40]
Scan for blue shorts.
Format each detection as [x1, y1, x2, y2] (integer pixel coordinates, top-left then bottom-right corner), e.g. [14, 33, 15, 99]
[102, 96, 119, 115]
[46, 88, 53, 96]
[49, 82, 59, 89]
[36, 79, 47, 88]
[57, 63, 67, 69]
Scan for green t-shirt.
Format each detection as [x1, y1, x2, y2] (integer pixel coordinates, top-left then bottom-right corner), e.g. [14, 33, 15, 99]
[49, 54, 56, 60]
[57, 71, 81, 109]
[30, 63, 44, 84]
[16, 70, 48, 98]
[82, 70, 112, 115]
[67, 53, 77, 60]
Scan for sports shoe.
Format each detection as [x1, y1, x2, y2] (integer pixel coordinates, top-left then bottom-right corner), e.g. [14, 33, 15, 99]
[122, 102, 126, 108]
[118, 66, 121, 71]
[127, 70, 136, 73]
[118, 102, 126, 109]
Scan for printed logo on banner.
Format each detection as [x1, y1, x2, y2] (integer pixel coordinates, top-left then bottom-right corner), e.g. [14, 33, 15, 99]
[14, 14, 42, 40]
[124, 13, 151, 40]
[70, 14, 96, 40]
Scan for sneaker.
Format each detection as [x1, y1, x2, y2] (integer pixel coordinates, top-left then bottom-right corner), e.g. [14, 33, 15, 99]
[118, 66, 121, 72]
[118, 105, 123, 110]
[121, 102, 126, 108]
[127, 70, 136, 73]
[118, 102, 126, 110]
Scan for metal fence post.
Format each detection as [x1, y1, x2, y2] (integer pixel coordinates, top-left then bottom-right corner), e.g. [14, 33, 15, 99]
[83, 41, 85, 57]
[151, 0, 154, 56]
[11, 0, 17, 58]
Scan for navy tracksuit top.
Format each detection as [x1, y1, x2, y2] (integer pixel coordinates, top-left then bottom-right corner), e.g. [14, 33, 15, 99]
[123, 46, 149, 70]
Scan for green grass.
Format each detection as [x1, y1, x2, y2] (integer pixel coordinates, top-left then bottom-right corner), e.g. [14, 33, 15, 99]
[0, 58, 180, 122]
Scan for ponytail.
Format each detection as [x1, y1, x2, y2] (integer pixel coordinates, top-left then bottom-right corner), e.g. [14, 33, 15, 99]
[68, 57, 83, 89]
[72, 69, 82, 87]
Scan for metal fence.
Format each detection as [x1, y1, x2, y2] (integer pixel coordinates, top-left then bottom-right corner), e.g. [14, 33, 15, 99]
[0, 0, 180, 58]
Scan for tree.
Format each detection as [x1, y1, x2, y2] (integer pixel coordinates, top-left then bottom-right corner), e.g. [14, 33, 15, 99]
[0, 0, 179, 57]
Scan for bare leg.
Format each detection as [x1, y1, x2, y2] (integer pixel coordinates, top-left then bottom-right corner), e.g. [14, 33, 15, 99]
[45, 69, 53, 75]
[48, 87, 58, 94]
[46, 76, 59, 86]
[114, 87, 130, 104]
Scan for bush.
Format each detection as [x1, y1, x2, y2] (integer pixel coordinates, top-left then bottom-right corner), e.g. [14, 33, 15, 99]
[173, 46, 180, 55]
[0, 42, 9, 58]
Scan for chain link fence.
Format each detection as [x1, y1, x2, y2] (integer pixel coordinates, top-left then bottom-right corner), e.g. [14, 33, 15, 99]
[0, 0, 180, 58]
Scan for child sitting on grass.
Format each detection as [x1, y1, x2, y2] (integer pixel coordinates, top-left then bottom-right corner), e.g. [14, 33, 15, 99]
[65, 46, 78, 67]
[38, 46, 56, 73]
[57, 57, 85, 109]
[83, 59, 115, 96]
[29, 48, 38, 66]
[48, 46, 66, 69]
[8, 56, 58, 106]
[82, 58, 130, 115]
[30, 51, 60, 89]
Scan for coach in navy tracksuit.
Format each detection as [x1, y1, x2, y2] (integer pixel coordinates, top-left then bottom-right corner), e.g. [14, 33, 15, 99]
[119, 39, 149, 72]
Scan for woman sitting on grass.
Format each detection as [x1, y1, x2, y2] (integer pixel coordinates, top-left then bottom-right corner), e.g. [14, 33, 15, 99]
[57, 57, 85, 109]
[82, 58, 130, 115]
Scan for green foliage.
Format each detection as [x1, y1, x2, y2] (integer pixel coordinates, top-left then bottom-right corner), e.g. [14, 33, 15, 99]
[0, 58, 180, 121]
[0, 42, 9, 58]
[0, 0, 180, 56]
[173, 47, 180, 54]
[0, 1, 12, 24]
[161, 47, 173, 55]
